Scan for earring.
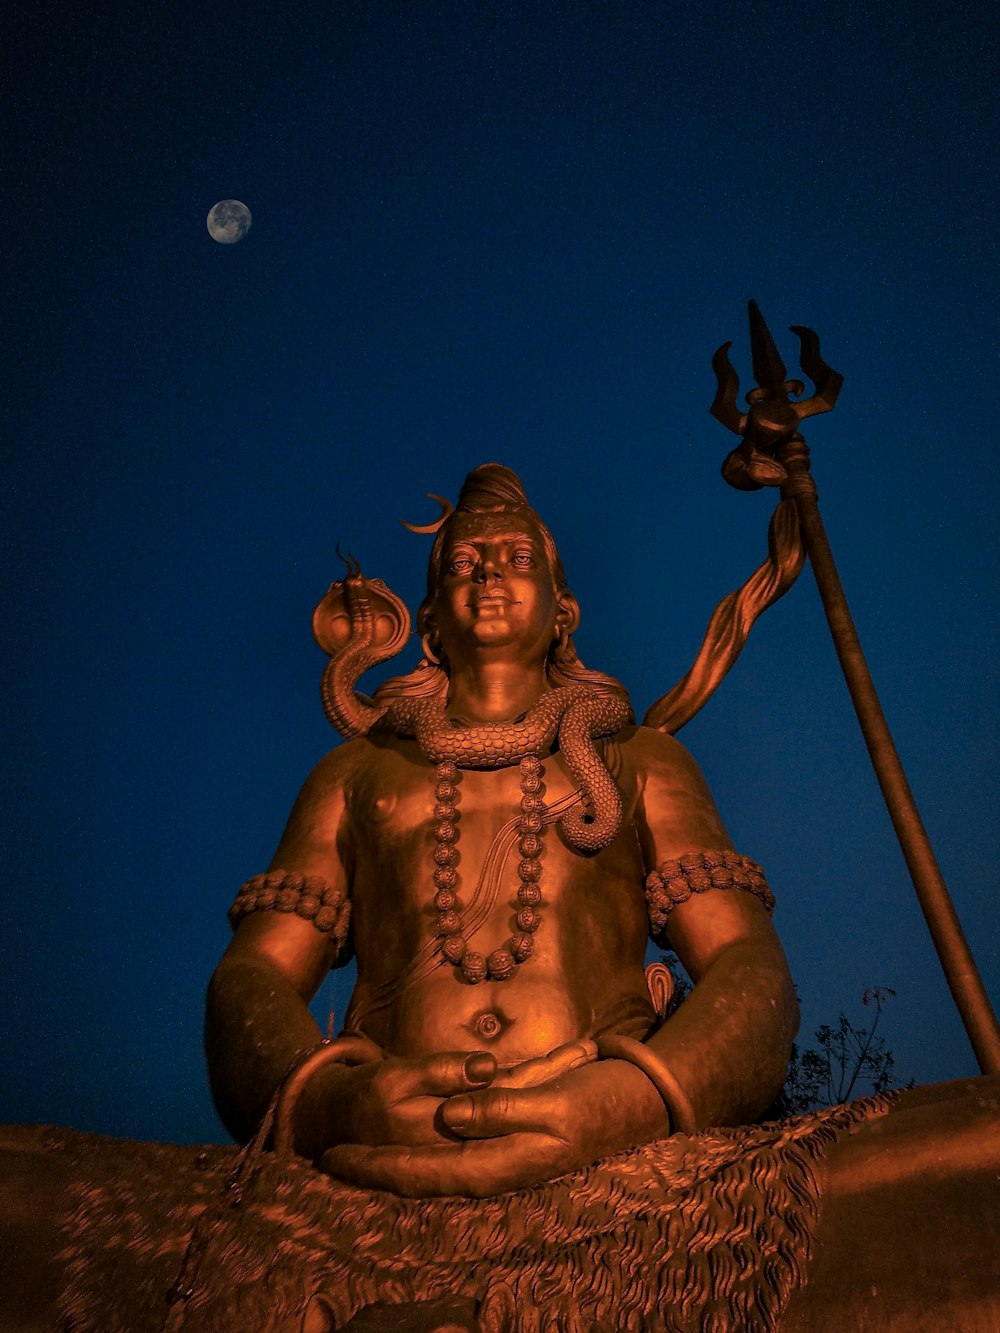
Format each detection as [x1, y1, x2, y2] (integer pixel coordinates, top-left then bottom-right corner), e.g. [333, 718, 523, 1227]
[421, 632, 443, 666]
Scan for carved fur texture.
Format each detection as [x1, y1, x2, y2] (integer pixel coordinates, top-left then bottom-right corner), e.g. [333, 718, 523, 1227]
[48, 1097, 893, 1332]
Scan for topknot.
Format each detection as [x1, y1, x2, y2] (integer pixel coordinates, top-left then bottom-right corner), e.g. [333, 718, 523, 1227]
[455, 464, 531, 513]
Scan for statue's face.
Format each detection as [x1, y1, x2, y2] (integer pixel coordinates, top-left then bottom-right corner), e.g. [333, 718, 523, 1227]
[430, 513, 560, 667]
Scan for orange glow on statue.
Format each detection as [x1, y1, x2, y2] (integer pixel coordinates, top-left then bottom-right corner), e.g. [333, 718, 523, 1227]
[206, 463, 799, 1196]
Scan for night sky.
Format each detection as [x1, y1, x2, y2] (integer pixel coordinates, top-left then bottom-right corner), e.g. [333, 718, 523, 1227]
[5, 1, 997, 1145]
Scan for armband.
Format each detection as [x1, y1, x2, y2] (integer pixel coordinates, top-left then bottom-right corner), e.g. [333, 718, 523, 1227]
[272, 1032, 383, 1158]
[228, 869, 351, 953]
[595, 1033, 697, 1134]
[644, 849, 774, 943]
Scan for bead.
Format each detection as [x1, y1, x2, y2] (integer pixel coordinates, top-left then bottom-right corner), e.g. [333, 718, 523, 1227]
[518, 833, 542, 857]
[434, 821, 457, 843]
[264, 870, 286, 890]
[298, 894, 320, 919]
[518, 858, 541, 882]
[461, 952, 486, 984]
[646, 883, 669, 911]
[438, 909, 461, 934]
[434, 888, 456, 911]
[435, 782, 457, 801]
[516, 907, 540, 932]
[509, 932, 534, 962]
[710, 868, 731, 889]
[520, 755, 540, 773]
[433, 802, 455, 821]
[521, 811, 543, 834]
[321, 885, 344, 907]
[315, 906, 338, 932]
[649, 909, 668, 934]
[433, 844, 458, 866]
[257, 888, 277, 909]
[433, 866, 457, 891]
[436, 761, 457, 779]
[487, 949, 515, 980]
[441, 934, 467, 965]
[520, 794, 544, 813]
[517, 882, 541, 906]
[520, 773, 542, 794]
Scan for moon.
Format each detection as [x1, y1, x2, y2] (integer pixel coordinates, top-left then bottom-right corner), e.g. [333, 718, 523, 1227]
[207, 199, 252, 245]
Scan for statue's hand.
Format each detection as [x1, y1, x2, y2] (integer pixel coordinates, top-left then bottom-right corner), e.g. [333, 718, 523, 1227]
[314, 1050, 498, 1152]
[490, 1038, 598, 1091]
[319, 1055, 667, 1198]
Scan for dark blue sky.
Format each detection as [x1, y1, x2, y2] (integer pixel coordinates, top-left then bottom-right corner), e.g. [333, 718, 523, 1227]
[4, 1, 997, 1143]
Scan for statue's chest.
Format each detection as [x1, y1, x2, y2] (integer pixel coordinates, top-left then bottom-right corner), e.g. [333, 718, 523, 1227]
[349, 751, 583, 847]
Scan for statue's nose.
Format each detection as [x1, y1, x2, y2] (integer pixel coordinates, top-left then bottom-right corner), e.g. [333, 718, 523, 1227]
[475, 555, 501, 582]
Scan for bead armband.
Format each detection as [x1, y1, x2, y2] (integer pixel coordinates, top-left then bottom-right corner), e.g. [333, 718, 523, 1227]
[228, 870, 351, 955]
[644, 850, 774, 945]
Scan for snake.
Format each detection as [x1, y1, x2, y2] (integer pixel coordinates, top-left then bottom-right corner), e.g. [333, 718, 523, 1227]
[315, 566, 629, 852]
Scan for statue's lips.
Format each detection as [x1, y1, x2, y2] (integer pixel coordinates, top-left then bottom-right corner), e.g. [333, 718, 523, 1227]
[468, 593, 519, 608]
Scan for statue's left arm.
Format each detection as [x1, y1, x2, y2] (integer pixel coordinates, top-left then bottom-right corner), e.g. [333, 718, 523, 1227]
[631, 729, 799, 1129]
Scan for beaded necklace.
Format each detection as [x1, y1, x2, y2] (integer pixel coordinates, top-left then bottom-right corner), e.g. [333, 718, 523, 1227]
[431, 755, 545, 984]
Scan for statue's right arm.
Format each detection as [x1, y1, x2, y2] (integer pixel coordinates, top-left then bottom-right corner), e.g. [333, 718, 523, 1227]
[204, 748, 354, 1153]
[205, 745, 499, 1159]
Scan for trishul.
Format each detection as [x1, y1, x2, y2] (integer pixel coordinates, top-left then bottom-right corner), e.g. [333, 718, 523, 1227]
[708, 303, 1000, 1077]
[711, 300, 843, 490]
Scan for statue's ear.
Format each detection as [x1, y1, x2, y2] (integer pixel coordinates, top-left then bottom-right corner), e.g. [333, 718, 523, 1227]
[555, 591, 580, 636]
[416, 600, 435, 639]
[416, 601, 445, 665]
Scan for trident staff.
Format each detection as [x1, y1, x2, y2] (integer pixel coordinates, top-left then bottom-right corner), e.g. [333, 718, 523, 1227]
[710, 301, 1000, 1075]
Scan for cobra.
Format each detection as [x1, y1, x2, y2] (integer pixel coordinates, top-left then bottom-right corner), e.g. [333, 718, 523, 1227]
[312, 559, 629, 853]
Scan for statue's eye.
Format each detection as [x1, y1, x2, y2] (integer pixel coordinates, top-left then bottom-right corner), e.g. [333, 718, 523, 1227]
[448, 557, 476, 575]
[510, 551, 535, 568]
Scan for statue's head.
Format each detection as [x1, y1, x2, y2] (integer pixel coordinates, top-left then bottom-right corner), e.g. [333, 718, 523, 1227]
[374, 464, 629, 712]
[419, 464, 580, 672]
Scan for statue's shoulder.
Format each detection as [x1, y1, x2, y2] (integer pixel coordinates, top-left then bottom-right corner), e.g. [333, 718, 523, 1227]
[299, 733, 418, 793]
[293, 735, 383, 797]
[618, 724, 709, 790]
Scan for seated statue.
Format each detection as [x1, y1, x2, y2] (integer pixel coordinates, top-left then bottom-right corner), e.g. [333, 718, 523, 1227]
[2, 464, 995, 1332]
[205, 462, 799, 1198]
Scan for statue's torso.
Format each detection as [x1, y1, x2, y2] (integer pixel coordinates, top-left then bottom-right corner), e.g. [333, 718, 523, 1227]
[338, 731, 656, 1064]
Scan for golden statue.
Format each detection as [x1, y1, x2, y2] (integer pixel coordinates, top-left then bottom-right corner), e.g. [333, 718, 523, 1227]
[2, 362, 997, 1329]
[206, 462, 798, 1197]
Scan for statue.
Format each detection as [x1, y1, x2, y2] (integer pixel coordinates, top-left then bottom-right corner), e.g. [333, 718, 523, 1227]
[205, 461, 799, 1197]
[2, 319, 998, 1333]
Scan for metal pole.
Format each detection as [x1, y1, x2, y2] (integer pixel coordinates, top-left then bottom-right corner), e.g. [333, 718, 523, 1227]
[780, 436, 1000, 1075]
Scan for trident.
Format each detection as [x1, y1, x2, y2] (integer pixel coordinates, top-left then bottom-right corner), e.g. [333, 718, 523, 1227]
[710, 301, 1000, 1075]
